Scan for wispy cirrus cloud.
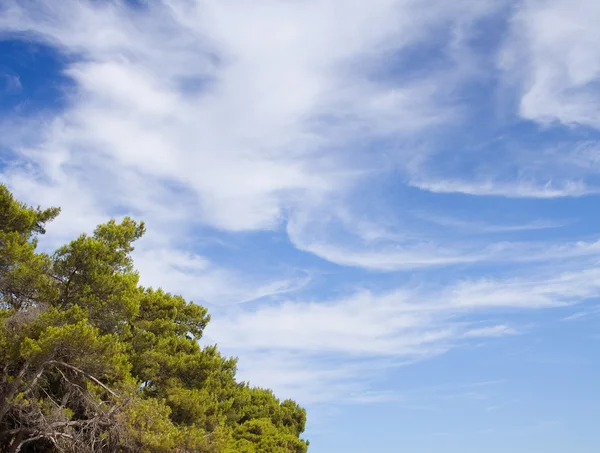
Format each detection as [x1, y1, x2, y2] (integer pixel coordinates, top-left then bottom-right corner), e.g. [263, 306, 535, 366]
[408, 139, 600, 199]
[412, 212, 568, 234]
[134, 246, 311, 307]
[287, 200, 600, 271]
[1, 73, 21, 94]
[409, 178, 598, 198]
[208, 263, 600, 403]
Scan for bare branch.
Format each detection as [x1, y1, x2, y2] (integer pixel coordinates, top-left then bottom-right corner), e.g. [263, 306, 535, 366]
[49, 361, 118, 398]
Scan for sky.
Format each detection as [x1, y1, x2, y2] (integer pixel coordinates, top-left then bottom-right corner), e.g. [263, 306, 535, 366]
[1, 0, 600, 451]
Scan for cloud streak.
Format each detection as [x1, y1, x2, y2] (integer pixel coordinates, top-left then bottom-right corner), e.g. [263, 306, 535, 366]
[207, 263, 600, 402]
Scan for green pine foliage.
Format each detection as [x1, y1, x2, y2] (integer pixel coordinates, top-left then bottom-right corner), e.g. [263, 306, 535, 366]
[0, 184, 309, 453]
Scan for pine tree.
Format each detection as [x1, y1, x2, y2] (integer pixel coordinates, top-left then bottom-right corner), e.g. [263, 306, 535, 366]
[0, 184, 308, 453]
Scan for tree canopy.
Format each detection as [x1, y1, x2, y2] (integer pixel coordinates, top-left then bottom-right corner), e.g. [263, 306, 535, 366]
[0, 184, 308, 453]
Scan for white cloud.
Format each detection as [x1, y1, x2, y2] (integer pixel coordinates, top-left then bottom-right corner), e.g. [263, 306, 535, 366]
[207, 264, 600, 403]
[0, 0, 528, 295]
[0, 0, 502, 233]
[501, 0, 600, 128]
[287, 202, 600, 271]
[396, 0, 600, 202]
[561, 305, 600, 322]
[403, 137, 600, 201]
[134, 246, 310, 306]
[412, 212, 568, 233]
[410, 177, 598, 198]
[1, 73, 21, 93]
[463, 325, 518, 338]
[214, 267, 600, 357]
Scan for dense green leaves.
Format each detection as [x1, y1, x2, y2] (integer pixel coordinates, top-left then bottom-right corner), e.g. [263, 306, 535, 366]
[0, 185, 60, 311]
[0, 185, 308, 453]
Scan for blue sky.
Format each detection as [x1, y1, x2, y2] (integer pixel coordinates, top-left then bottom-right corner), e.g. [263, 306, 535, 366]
[1, 0, 600, 451]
